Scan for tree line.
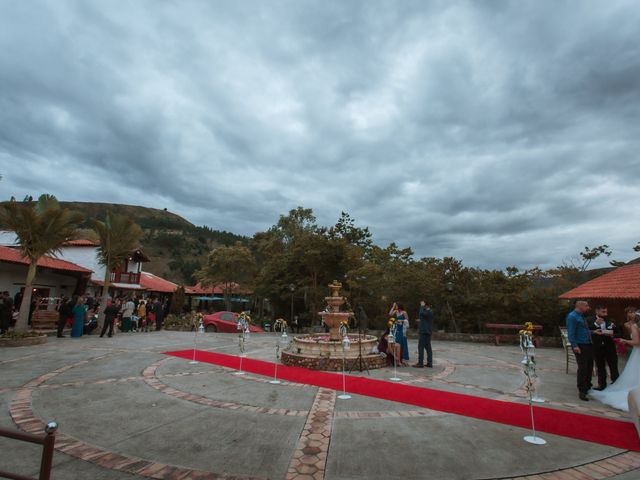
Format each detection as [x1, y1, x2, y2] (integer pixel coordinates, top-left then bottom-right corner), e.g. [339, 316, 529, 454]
[198, 207, 627, 334]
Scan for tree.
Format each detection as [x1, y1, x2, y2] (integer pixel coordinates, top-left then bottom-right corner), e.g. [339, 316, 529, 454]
[92, 213, 144, 327]
[169, 286, 186, 315]
[0, 195, 83, 331]
[198, 243, 257, 311]
[565, 245, 612, 271]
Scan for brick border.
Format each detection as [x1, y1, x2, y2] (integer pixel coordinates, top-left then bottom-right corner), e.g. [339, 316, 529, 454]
[286, 388, 336, 480]
[9, 355, 264, 480]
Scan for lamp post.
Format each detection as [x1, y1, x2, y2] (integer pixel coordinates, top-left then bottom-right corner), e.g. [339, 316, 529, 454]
[289, 284, 295, 327]
[445, 281, 456, 333]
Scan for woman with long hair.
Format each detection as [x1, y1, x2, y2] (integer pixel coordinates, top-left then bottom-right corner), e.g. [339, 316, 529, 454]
[70, 295, 86, 338]
[389, 302, 410, 366]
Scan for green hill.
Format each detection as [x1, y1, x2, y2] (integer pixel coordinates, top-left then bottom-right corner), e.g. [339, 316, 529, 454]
[60, 202, 248, 285]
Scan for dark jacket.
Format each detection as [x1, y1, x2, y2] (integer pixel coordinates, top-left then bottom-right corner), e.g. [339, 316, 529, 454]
[587, 316, 619, 352]
[104, 304, 120, 321]
[58, 301, 73, 320]
[417, 306, 434, 334]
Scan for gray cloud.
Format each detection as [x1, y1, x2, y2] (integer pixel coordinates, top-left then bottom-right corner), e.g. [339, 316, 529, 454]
[1, 0, 639, 269]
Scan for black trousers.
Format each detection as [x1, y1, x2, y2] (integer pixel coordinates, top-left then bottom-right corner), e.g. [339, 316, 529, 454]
[0, 315, 10, 334]
[100, 317, 114, 337]
[594, 345, 619, 388]
[575, 343, 594, 394]
[56, 316, 67, 337]
[418, 333, 433, 366]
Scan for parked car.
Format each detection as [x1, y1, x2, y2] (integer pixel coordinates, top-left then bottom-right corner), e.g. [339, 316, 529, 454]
[202, 311, 265, 333]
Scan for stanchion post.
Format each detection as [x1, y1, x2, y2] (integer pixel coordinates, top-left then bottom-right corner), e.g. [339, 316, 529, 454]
[338, 325, 351, 400]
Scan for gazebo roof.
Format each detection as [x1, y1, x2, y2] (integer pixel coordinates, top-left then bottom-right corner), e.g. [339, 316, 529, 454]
[559, 264, 640, 300]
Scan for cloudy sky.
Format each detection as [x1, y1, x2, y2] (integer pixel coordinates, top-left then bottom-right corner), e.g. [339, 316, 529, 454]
[1, 1, 639, 269]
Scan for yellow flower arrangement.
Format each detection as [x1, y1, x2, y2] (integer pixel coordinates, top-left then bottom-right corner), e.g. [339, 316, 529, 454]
[519, 322, 535, 335]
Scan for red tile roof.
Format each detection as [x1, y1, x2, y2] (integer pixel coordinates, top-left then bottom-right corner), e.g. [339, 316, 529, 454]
[0, 245, 92, 274]
[64, 239, 98, 247]
[559, 264, 640, 300]
[140, 272, 178, 293]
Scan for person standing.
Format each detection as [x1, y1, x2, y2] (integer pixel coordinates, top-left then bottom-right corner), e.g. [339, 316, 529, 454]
[389, 303, 409, 365]
[56, 296, 73, 338]
[137, 300, 147, 332]
[100, 298, 120, 338]
[413, 300, 434, 368]
[0, 291, 13, 334]
[590, 308, 640, 411]
[153, 298, 164, 331]
[566, 300, 593, 401]
[71, 296, 86, 338]
[588, 305, 620, 391]
[120, 297, 135, 332]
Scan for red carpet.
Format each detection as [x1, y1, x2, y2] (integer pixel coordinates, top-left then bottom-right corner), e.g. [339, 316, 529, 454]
[164, 349, 640, 451]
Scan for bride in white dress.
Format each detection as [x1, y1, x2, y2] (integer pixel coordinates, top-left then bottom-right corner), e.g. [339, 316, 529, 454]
[590, 311, 640, 411]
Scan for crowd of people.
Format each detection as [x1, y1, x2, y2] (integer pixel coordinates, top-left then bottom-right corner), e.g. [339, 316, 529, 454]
[56, 293, 169, 338]
[566, 300, 639, 410]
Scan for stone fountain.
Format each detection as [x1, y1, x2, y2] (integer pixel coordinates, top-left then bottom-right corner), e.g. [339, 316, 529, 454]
[281, 281, 385, 371]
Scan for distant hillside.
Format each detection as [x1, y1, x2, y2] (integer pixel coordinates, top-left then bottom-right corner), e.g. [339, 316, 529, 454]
[60, 202, 248, 285]
[60, 202, 194, 231]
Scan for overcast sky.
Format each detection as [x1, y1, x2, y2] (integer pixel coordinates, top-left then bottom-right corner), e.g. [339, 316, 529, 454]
[1, 1, 639, 270]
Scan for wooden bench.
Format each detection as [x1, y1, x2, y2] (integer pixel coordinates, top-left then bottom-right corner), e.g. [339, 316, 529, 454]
[484, 323, 543, 347]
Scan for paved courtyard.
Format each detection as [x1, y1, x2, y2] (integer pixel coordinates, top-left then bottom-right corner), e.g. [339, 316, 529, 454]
[1, 331, 639, 480]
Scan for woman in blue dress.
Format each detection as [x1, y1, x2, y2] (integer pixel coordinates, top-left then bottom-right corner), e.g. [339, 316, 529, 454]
[71, 296, 86, 338]
[389, 303, 410, 365]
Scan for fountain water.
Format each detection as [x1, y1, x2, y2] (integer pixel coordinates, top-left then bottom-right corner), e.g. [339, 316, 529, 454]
[280, 281, 386, 371]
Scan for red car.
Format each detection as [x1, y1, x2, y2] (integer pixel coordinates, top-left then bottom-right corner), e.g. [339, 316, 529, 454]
[202, 311, 264, 333]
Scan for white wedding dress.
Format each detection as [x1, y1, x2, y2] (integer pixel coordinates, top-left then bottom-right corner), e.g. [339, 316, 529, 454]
[590, 346, 640, 412]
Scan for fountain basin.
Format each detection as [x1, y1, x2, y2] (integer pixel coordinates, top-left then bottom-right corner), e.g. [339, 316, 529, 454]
[281, 333, 386, 371]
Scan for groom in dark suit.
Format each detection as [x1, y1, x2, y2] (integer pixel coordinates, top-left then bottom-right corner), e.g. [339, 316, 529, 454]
[588, 305, 620, 391]
[413, 300, 434, 368]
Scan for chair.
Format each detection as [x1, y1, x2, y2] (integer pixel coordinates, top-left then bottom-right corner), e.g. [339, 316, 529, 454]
[559, 327, 577, 374]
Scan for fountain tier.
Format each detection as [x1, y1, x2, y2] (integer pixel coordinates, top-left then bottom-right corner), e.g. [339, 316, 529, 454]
[281, 281, 385, 371]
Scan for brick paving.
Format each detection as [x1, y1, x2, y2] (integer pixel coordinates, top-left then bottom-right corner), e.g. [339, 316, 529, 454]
[2, 337, 639, 479]
[286, 388, 336, 480]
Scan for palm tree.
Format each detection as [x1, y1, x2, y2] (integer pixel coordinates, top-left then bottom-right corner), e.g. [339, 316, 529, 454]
[0, 195, 83, 331]
[92, 213, 143, 329]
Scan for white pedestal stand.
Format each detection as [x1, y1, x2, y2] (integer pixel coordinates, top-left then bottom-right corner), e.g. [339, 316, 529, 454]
[337, 331, 351, 400]
[234, 329, 248, 376]
[189, 320, 204, 365]
[521, 332, 546, 445]
[270, 330, 290, 385]
[388, 325, 401, 382]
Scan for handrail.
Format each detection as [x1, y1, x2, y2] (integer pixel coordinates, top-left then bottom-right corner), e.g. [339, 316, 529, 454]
[0, 421, 57, 480]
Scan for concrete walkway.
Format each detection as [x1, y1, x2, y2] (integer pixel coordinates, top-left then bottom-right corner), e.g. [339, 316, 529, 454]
[1, 331, 639, 479]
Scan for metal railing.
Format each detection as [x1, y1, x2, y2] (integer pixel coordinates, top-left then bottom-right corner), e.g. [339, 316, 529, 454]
[0, 421, 57, 480]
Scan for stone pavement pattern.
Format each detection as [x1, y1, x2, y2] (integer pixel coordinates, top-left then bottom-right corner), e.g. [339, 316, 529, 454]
[0, 331, 639, 479]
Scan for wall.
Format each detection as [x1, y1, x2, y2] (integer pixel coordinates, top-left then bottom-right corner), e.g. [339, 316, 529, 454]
[0, 262, 80, 300]
[57, 246, 105, 281]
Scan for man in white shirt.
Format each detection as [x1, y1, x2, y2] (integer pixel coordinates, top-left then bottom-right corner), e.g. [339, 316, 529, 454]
[120, 297, 135, 332]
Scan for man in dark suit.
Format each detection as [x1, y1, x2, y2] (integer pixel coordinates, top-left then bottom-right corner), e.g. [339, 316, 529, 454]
[588, 305, 620, 391]
[0, 291, 13, 334]
[413, 300, 434, 368]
